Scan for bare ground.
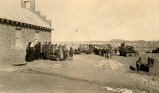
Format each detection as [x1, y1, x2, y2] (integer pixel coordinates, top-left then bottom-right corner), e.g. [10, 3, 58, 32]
[0, 54, 159, 93]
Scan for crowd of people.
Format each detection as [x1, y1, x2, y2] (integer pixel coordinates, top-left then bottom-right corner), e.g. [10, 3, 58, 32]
[74, 44, 114, 58]
[93, 45, 113, 58]
[25, 42, 74, 62]
[25, 42, 157, 74]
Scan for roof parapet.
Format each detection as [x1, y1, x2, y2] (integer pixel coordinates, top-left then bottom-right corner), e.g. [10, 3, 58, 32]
[21, 0, 52, 26]
[34, 11, 51, 26]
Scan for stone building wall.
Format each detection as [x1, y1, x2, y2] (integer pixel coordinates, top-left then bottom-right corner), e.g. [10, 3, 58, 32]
[0, 24, 51, 64]
[39, 31, 51, 43]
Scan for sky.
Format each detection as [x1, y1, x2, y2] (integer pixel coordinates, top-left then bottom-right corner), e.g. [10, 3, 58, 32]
[35, 0, 159, 41]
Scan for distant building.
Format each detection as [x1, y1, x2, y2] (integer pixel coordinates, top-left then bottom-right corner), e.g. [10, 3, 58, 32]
[0, 0, 52, 63]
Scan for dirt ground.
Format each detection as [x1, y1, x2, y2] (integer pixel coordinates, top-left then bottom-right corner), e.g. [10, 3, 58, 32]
[0, 54, 159, 93]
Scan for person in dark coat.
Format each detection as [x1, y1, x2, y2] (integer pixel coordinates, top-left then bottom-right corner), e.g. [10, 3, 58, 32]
[148, 57, 154, 67]
[34, 42, 41, 60]
[43, 42, 48, 59]
[54, 44, 60, 61]
[69, 47, 74, 58]
[46, 42, 51, 59]
[25, 42, 35, 62]
[99, 47, 102, 56]
[140, 64, 149, 72]
[114, 48, 117, 55]
[50, 44, 56, 60]
[101, 48, 104, 57]
[63, 46, 69, 60]
[136, 57, 141, 72]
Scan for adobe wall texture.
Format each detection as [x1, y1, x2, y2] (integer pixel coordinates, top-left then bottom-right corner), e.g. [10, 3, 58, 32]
[39, 31, 51, 42]
[0, 24, 51, 64]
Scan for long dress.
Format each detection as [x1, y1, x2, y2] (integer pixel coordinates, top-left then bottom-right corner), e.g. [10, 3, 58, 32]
[69, 48, 74, 57]
[59, 46, 64, 60]
[34, 43, 40, 60]
[46, 43, 51, 59]
[25, 45, 35, 62]
[43, 43, 48, 59]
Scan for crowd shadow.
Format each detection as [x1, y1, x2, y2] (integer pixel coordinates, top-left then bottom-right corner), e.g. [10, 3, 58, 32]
[12, 63, 27, 66]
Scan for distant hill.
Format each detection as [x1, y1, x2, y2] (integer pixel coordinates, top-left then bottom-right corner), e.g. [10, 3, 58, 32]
[53, 39, 159, 44]
[109, 39, 127, 43]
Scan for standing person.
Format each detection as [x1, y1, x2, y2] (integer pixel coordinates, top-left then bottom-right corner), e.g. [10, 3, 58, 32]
[25, 42, 31, 62]
[40, 42, 44, 59]
[103, 48, 107, 58]
[58, 45, 64, 61]
[46, 42, 51, 60]
[63, 46, 69, 60]
[99, 47, 102, 56]
[94, 46, 98, 55]
[114, 48, 117, 55]
[30, 42, 35, 61]
[101, 46, 104, 57]
[54, 44, 60, 61]
[50, 44, 54, 56]
[148, 57, 154, 67]
[96, 47, 99, 55]
[50, 44, 56, 60]
[69, 47, 74, 58]
[43, 42, 48, 59]
[136, 57, 141, 72]
[34, 42, 41, 60]
[25, 42, 35, 62]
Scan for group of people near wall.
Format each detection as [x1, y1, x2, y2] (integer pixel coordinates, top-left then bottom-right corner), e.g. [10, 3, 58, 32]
[25, 42, 74, 62]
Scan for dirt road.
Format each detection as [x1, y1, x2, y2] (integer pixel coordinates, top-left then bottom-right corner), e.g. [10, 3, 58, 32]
[0, 54, 158, 93]
[0, 69, 115, 93]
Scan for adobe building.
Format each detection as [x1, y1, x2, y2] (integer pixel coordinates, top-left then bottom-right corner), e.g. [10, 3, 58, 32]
[0, 0, 52, 63]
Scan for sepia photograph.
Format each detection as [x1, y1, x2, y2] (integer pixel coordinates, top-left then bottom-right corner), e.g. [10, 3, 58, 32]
[0, 0, 159, 93]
